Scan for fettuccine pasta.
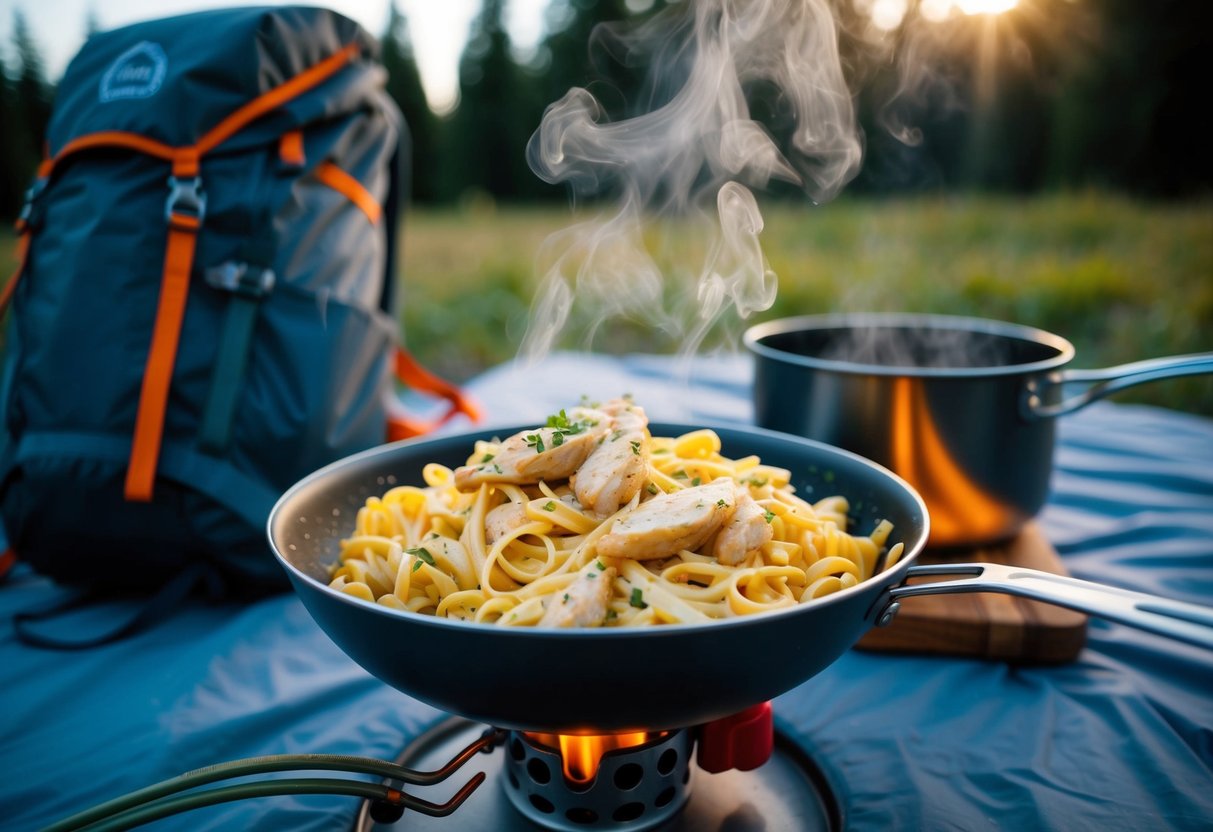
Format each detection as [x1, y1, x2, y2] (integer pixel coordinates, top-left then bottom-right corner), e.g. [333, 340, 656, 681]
[328, 399, 903, 627]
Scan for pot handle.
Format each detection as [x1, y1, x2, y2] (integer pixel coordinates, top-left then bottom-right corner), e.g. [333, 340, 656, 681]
[1023, 352, 1213, 419]
[881, 562, 1213, 651]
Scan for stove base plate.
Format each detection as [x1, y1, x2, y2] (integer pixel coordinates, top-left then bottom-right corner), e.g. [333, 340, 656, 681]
[353, 717, 840, 832]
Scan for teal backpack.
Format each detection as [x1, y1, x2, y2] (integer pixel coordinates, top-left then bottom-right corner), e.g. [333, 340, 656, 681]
[0, 6, 478, 644]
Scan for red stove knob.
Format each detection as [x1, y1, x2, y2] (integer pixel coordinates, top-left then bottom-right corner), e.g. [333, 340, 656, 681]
[696, 702, 774, 773]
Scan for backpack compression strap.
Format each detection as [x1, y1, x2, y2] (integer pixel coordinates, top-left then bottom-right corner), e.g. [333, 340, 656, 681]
[386, 346, 483, 441]
[0, 158, 52, 317]
[0, 232, 29, 313]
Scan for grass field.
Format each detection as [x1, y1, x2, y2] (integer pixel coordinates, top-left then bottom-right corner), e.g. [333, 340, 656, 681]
[4, 193, 1211, 413]
[398, 194, 1212, 414]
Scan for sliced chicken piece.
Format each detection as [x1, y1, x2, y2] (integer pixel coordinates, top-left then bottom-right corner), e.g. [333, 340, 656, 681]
[600, 397, 647, 431]
[454, 407, 610, 491]
[538, 564, 617, 628]
[574, 402, 650, 517]
[485, 501, 530, 545]
[710, 489, 773, 565]
[597, 478, 737, 561]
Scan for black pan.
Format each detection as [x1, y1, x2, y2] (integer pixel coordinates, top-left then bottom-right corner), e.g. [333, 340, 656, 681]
[268, 423, 1213, 733]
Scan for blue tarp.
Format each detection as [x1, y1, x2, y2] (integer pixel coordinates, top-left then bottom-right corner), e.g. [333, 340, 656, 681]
[2, 354, 1211, 831]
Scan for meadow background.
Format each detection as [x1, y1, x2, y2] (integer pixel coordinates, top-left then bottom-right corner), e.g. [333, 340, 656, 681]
[394, 194, 1212, 414]
[2, 194, 1210, 413]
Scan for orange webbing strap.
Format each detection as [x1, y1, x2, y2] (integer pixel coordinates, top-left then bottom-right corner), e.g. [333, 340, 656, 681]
[123, 212, 200, 501]
[120, 45, 360, 499]
[0, 229, 31, 316]
[196, 43, 360, 155]
[314, 161, 381, 224]
[1, 157, 50, 317]
[279, 129, 306, 166]
[387, 346, 482, 442]
[50, 131, 176, 167]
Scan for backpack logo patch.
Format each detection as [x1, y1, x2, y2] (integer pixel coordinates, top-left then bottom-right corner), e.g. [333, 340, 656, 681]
[99, 41, 167, 103]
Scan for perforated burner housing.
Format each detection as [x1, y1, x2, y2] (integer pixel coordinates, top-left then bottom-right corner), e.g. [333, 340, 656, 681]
[504, 730, 693, 831]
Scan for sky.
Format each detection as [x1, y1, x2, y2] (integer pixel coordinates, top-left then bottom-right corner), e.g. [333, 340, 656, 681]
[0, 0, 551, 113]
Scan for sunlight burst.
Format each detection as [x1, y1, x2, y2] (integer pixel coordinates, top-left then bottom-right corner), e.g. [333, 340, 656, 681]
[956, 0, 1019, 14]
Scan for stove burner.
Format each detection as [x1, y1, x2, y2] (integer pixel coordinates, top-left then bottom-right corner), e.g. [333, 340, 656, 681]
[506, 729, 693, 830]
[354, 717, 841, 831]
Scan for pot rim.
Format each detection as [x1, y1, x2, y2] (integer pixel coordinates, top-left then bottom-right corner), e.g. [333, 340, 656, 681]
[743, 312, 1077, 379]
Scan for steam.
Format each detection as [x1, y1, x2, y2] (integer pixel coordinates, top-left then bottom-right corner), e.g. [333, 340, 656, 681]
[520, 0, 864, 362]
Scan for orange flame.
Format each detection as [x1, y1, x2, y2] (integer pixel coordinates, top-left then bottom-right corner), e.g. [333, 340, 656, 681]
[889, 377, 1017, 547]
[525, 731, 659, 784]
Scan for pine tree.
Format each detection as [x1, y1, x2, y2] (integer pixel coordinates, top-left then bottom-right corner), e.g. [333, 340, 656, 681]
[450, 0, 543, 201]
[2, 9, 53, 220]
[539, 0, 636, 119]
[12, 9, 52, 160]
[381, 2, 440, 203]
[0, 45, 27, 220]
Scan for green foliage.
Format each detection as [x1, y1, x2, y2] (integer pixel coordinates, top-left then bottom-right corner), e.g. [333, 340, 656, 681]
[446, 0, 550, 203]
[381, 3, 438, 203]
[383, 195, 1212, 415]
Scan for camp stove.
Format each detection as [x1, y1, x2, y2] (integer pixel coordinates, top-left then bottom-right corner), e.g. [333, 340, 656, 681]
[353, 704, 840, 831]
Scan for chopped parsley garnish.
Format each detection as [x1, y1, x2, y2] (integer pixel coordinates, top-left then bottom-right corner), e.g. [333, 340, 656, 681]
[747, 476, 767, 486]
[716, 499, 728, 508]
[492, 463, 503, 474]
[646, 483, 659, 495]
[673, 470, 688, 479]
[545, 408, 593, 439]
[543, 500, 557, 512]
[586, 571, 598, 579]
[412, 561, 423, 572]
[562, 593, 570, 603]
[406, 546, 436, 566]
[630, 440, 641, 455]
[630, 588, 648, 609]
[611, 429, 624, 442]
[596, 560, 606, 571]
[480, 452, 495, 463]
[691, 477, 701, 486]
[606, 609, 618, 620]
[764, 510, 776, 523]
[524, 433, 545, 454]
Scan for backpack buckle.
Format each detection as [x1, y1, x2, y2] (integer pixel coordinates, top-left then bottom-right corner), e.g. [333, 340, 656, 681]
[165, 175, 206, 229]
[16, 177, 48, 232]
[204, 261, 276, 297]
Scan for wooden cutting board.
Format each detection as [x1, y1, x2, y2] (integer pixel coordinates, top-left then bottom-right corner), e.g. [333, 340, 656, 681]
[856, 522, 1087, 663]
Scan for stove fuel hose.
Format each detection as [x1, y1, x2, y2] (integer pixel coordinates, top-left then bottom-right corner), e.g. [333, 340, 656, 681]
[42, 733, 504, 832]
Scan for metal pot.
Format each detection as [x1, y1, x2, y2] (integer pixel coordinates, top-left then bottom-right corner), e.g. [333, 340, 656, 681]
[267, 423, 1213, 733]
[744, 313, 1213, 548]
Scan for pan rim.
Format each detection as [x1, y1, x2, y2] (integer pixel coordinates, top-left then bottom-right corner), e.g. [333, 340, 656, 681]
[267, 421, 930, 639]
[743, 312, 1077, 378]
